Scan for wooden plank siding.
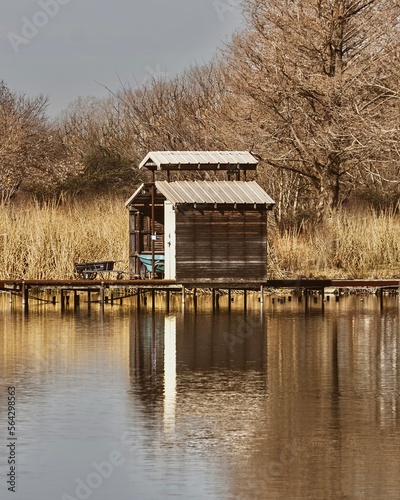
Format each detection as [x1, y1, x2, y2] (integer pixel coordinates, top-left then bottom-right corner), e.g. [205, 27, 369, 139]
[175, 209, 267, 282]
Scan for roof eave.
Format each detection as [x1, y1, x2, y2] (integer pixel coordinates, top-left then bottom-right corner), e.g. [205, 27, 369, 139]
[174, 202, 275, 210]
[139, 151, 258, 171]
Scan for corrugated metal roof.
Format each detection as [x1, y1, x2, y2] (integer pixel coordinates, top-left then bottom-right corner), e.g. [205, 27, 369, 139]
[139, 151, 258, 170]
[155, 181, 275, 206]
[125, 182, 168, 207]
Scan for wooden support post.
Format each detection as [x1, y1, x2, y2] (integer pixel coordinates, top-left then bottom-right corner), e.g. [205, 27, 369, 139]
[321, 288, 325, 313]
[212, 289, 216, 311]
[100, 285, 105, 316]
[136, 288, 141, 310]
[74, 291, 79, 310]
[193, 288, 197, 312]
[87, 290, 91, 311]
[380, 287, 384, 310]
[305, 290, 309, 313]
[166, 290, 170, 313]
[260, 285, 264, 306]
[181, 286, 186, 313]
[216, 290, 220, 309]
[151, 176, 156, 279]
[110, 292, 114, 306]
[61, 289, 65, 312]
[151, 289, 156, 311]
[22, 282, 29, 313]
[228, 289, 231, 313]
[243, 289, 247, 313]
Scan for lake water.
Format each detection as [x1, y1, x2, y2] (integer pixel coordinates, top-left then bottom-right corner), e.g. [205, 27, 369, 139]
[1, 291, 400, 499]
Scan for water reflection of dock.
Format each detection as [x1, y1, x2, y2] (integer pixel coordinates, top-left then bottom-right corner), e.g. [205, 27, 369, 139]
[1, 278, 399, 313]
[125, 307, 400, 499]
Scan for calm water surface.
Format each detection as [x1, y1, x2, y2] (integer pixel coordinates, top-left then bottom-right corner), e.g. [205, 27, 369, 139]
[1, 292, 400, 499]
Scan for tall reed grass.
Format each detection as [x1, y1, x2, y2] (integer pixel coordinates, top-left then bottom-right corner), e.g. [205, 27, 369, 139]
[1, 198, 399, 279]
[0, 196, 128, 279]
[269, 209, 400, 279]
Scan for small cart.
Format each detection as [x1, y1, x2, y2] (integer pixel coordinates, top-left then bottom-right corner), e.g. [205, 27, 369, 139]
[74, 261, 126, 280]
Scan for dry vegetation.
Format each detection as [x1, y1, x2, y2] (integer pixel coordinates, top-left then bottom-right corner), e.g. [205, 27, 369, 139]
[0, 197, 128, 280]
[1, 1, 400, 278]
[0, 197, 399, 280]
[269, 208, 400, 279]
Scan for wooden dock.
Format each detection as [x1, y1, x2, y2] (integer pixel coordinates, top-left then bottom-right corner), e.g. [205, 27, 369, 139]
[1, 278, 399, 313]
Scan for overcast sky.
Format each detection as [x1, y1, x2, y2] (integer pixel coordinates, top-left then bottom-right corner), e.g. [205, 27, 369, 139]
[0, 0, 243, 116]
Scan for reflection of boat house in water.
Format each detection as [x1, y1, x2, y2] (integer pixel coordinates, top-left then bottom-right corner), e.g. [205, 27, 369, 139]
[125, 151, 275, 282]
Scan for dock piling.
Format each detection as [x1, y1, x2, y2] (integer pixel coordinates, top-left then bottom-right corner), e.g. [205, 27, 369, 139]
[1, 278, 399, 315]
[22, 282, 29, 313]
[193, 288, 197, 312]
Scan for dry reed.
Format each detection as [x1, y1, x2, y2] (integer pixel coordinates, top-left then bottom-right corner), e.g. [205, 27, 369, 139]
[268, 209, 400, 279]
[1, 198, 399, 280]
[0, 196, 128, 279]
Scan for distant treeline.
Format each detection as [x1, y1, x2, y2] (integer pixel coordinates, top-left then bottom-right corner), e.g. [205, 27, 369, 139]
[1, 0, 399, 230]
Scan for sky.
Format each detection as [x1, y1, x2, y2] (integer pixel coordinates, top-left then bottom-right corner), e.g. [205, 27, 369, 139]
[0, 0, 244, 117]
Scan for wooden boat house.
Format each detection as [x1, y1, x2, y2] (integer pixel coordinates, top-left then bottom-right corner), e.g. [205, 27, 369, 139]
[125, 151, 275, 283]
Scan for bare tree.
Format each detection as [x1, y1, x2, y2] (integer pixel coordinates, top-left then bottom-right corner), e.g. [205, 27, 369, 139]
[115, 61, 229, 154]
[224, 0, 400, 219]
[0, 81, 56, 203]
[56, 96, 140, 195]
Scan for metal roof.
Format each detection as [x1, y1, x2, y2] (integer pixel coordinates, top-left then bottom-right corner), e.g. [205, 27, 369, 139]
[155, 181, 275, 207]
[125, 183, 145, 207]
[139, 151, 258, 170]
[125, 183, 166, 207]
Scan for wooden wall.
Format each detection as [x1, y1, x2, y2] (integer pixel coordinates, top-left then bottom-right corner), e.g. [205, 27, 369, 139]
[175, 209, 267, 282]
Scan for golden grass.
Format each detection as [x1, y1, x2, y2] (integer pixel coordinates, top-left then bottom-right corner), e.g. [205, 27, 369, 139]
[1, 198, 399, 280]
[268, 209, 400, 279]
[0, 196, 128, 279]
